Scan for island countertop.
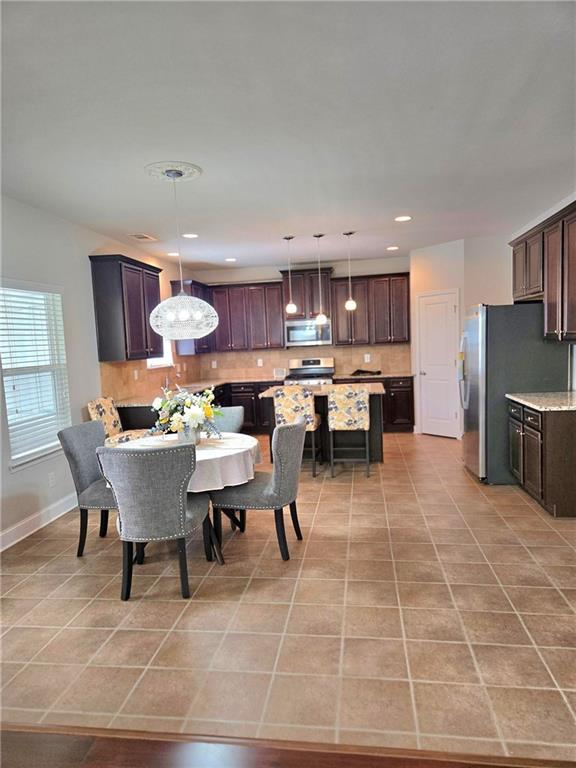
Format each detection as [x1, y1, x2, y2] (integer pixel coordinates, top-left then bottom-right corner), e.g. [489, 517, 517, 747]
[505, 392, 576, 412]
[259, 382, 385, 398]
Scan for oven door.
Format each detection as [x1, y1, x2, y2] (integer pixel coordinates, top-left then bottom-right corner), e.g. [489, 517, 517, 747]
[285, 320, 332, 347]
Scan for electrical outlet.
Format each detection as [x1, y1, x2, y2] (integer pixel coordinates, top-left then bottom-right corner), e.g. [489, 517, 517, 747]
[133, 369, 139, 381]
[364, 353, 371, 364]
[257, 358, 263, 367]
[211, 360, 218, 369]
[48, 472, 56, 488]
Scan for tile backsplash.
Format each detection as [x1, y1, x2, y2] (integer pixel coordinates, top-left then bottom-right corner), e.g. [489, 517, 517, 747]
[196, 344, 411, 381]
[100, 353, 201, 402]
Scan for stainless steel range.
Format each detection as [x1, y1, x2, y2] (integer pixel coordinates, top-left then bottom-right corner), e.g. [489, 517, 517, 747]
[284, 357, 334, 386]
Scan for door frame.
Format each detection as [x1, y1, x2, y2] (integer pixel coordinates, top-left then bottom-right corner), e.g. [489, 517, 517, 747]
[413, 289, 462, 438]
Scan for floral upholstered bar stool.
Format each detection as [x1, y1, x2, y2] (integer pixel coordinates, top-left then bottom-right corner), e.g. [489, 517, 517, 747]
[327, 385, 371, 477]
[273, 385, 322, 477]
[87, 397, 148, 446]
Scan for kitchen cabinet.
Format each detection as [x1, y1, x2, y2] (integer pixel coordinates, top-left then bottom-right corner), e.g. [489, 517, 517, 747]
[543, 222, 562, 340]
[280, 268, 333, 320]
[512, 237, 543, 301]
[389, 276, 410, 342]
[229, 383, 257, 429]
[331, 278, 370, 345]
[89, 254, 163, 362]
[170, 279, 213, 355]
[383, 377, 414, 431]
[370, 278, 392, 343]
[246, 283, 285, 349]
[211, 286, 249, 352]
[562, 210, 576, 341]
[369, 274, 410, 344]
[507, 399, 576, 517]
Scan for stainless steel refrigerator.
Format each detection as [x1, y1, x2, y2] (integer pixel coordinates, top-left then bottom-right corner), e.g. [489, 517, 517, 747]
[459, 303, 570, 483]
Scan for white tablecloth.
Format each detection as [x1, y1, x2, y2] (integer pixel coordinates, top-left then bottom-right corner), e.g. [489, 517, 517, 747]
[113, 432, 262, 493]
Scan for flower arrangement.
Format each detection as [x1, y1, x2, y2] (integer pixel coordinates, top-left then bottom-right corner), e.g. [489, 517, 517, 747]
[151, 386, 223, 441]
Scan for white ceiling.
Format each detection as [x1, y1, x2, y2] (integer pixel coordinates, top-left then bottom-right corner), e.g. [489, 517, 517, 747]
[3, 2, 575, 268]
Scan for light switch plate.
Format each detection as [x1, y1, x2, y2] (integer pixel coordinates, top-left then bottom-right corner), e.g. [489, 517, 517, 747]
[211, 360, 217, 369]
[364, 353, 371, 363]
[133, 369, 139, 380]
[257, 358, 263, 367]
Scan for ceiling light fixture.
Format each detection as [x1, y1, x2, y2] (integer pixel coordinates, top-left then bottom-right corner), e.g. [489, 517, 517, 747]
[386, 245, 400, 251]
[167, 252, 179, 257]
[313, 234, 327, 325]
[225, 258, 237, 262]
[284, 235, 297, 315]
[182, 233, 199, 239]
[343, 231, 357, 312]
[394, 215, 412, 222]
[145, 162, 218, 340]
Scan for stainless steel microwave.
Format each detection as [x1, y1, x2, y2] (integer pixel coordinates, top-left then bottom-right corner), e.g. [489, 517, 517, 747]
[285, 318, 332, 347]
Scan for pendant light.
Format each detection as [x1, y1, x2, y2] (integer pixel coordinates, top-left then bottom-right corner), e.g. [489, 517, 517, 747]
[313, 233, 328, 325]
[284, 235, 297, 314]
[145, 162, 219, 340]
[343, 231, 357, 311]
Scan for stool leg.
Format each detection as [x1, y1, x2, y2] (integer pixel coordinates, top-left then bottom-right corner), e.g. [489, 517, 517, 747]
[330, 431, 335, 478]
[365, 430, 370, 478]
[311, 430, 316, 478]
[289, 501, 303, 540]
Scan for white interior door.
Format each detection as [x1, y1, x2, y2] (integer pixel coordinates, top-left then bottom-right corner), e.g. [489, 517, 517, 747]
[417, 291, 460, 438]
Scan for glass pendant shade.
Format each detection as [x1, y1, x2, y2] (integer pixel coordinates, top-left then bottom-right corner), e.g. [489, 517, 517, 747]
[316, 312, 328, 325]
[150, 292, 219, 340]
[345, 298, 357, 311]
[286, 301, 298, 314]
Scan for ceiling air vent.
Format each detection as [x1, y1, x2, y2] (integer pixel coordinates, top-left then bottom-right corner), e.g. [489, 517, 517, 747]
[127, 233, 158, 242]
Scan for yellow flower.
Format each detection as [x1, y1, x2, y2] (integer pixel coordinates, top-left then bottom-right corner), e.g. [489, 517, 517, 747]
[203, 403, 213, 419]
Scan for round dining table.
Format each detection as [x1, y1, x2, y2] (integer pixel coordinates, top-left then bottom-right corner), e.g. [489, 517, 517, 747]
[112, 431, 262, 493]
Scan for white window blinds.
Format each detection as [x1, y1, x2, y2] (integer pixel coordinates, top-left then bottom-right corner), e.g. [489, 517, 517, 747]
[0, 285, 72, 466]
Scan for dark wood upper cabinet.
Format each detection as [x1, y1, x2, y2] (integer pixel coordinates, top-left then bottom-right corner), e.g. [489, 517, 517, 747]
[350, 279, 370, 345]
[543, 222, 562, 340]
[512, 242, 527, 300]
[332, 278, 370, 345]
[265, 283, 285, 348]
[228, 287, 249, 351]
[370, 278, 391, 343]
[90, 255, 162, 362]
[563, 211, 576, 341]
[332, 280, 353, 345]
[390, 276, 410, 342]
[170, 279, 213, 355]
[247, 286, 267, 349]
[525, 233, 544, 296]
[143, 270, 163, 357]
[281, 269, 332, 319]
[212, 287, 232, 352]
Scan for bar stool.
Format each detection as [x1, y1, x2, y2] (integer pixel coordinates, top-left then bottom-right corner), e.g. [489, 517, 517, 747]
[273, 385, 322, 477]
[327, 386, 370, 477]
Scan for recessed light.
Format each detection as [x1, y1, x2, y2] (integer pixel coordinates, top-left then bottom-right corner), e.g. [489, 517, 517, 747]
[182, 233, 199, 239]
[394, 215, 412, 222]
[225, 258, 237, 263]
[167, 252, 179, 256]
[386, 246, 400, 251]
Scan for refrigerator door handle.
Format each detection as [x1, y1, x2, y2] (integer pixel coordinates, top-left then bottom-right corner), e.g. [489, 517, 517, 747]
[458, 334, 469, 409]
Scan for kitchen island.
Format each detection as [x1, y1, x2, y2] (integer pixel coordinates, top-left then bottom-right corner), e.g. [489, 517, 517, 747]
[259, 382, 385, 463]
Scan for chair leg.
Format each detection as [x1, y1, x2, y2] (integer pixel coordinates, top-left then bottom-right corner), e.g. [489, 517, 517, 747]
[274, 508, 290, 561]
[311, 430, 316, 478]
[176, 538, 190, 599]
[213, 507, 222, 546]
[289, 501, 303, 540]
[135, 542, 146, 565]
[203, 516, 214, 562]
[77, 508, 88, 557]
[207, 521, 225, 566]
[99, 509, 109, 538]
[365, 430, 370, 478]
[121, 541, 133, 601]
[329, 431, 335, 478]
[238, 510, 246, 533]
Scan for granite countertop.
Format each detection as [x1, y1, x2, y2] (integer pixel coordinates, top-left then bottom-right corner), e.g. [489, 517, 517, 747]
[259, 382, 385, 398]
[116, 376, 284, 407]
[333, 372, 413, 380]
[506, 392, 576, 412]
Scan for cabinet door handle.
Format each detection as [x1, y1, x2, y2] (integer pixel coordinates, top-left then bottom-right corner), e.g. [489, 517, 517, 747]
[390, 392, 395, 397]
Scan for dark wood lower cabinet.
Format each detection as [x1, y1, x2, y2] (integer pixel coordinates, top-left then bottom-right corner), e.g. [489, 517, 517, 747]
[508, 400, 576, 517]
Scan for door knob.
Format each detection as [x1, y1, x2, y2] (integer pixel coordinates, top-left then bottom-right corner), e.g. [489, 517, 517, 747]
[420, 371, 427, 376]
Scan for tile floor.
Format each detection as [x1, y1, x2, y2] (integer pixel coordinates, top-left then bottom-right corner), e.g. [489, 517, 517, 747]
[1, 434, 576, 761]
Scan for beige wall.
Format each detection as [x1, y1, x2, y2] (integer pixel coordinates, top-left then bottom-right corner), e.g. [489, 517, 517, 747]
[195, 344, 411, 382]
[0, 196, 183, 542]
[464, 235, 513, 310]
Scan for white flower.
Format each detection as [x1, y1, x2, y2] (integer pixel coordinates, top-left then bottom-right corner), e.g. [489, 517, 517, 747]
[152, 396, 163, 411]
[183, 404, 205, 429]
[169, 412, 184, 432]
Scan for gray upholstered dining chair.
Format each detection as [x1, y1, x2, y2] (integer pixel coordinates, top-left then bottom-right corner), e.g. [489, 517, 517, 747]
[213, 405, 244, 434]
[97, 444, 222, 600]
[58, 421, 116, 557]
[210, 420, 306, 561]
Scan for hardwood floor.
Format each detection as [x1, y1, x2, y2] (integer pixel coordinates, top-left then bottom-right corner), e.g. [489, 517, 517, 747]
[2, 725, 574, 768]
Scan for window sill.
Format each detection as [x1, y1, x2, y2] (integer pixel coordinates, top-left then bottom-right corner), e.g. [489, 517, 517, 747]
[9, 444, 63, 473]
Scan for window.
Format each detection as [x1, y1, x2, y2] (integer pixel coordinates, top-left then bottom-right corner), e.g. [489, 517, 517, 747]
[0, 283, 72, 467]
[146, 336, 176, 369]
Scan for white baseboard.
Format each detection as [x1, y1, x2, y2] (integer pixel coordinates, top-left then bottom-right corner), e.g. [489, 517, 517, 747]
[0, 492, 77, 552]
